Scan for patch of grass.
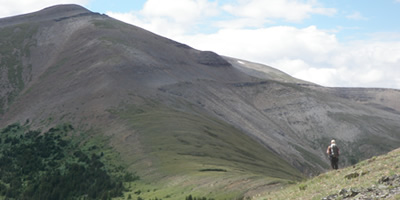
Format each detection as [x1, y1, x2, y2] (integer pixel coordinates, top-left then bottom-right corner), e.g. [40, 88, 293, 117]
[298, 183, 307, 191]
[92, 19, 116, 29]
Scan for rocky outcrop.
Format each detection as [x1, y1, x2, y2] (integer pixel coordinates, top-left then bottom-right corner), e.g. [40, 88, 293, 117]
[322, 175, 400, 199]
[196, 51, 232, 67]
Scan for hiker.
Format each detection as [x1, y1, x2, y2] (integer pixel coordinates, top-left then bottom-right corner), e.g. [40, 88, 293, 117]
[326, 139, 339, 170]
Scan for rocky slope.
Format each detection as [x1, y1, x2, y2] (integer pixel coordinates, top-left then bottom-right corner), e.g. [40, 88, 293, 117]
[260, 148, 400, 200]
[0, 4, 400, 198]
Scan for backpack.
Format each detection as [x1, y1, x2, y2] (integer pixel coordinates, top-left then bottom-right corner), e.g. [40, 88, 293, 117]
[330, 144, 339, 157]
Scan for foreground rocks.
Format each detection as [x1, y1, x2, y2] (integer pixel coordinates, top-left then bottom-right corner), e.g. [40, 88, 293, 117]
[322, 175, 400, 199]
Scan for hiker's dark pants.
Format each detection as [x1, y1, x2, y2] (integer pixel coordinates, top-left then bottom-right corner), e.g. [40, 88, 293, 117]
[330, 156, 339, 169]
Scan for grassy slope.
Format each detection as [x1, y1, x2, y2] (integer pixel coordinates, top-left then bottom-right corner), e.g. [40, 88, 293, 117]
[111, 101, 303, 199]
[257, 148, 400, 200]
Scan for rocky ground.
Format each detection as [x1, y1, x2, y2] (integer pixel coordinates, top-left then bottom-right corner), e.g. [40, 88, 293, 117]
[322, 174, 400, 199]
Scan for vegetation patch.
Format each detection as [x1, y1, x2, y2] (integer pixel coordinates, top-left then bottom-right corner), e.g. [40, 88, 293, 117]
[92, 19, 117, 29]
[0, 123, 139, 200]
[185, 195, 216, 200]
[198, 168, 227, 172]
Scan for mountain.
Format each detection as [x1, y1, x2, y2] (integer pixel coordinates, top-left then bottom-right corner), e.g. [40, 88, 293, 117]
[0, 4, 400, 199]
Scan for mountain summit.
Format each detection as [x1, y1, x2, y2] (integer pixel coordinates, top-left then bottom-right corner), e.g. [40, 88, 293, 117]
[0, 4, 91, 27]
[1, 4, 400, 199]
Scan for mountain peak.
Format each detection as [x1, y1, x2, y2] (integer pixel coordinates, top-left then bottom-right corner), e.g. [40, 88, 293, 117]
[0, 4, 94, 27]
[37, 4, 91, 16]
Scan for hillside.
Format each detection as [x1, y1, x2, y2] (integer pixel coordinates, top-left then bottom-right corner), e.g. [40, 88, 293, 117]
[259, 147, 400, 199]
[0, 4, 400, 199]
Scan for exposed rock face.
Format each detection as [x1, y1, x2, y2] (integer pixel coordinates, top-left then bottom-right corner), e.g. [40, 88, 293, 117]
[196, 51, 232, 67]
[0, 4, 400, 180]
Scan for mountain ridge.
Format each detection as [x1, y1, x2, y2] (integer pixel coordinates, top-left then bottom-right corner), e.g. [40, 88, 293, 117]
[1, 4, 400, 199]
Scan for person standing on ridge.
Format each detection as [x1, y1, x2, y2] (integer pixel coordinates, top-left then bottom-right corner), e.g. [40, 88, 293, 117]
[326, 139, 339, 170]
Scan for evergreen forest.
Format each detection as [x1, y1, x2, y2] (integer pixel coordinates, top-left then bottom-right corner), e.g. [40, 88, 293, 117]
[0, 123, 138, 200]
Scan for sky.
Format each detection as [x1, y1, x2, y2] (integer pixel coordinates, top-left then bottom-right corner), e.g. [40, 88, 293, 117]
[1, 0, 400, 89]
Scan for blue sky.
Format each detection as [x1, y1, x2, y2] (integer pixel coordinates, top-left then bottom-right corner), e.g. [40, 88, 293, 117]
[1, 0, 400, 89]
[88, 0, 400, 41]
[86, 0, 400, 40]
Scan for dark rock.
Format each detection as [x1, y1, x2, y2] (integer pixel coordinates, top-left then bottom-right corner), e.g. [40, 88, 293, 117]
[196, 51, 231, 67]
[345, 172, 360, 180]
[339, 188, 348, 196]
[349, 188, 360, 197]
[379, 176, 390, 184]
[338, 188, 360, 198]
[323, 174, 400, 200]
[361, 171, 369, 176]
[321, 194, 337, 200]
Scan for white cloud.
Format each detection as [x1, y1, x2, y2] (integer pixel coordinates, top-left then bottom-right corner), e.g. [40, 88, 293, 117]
[295, 67, 338, 86]
[107, 0, 336, 35]
[176, 26, 338, 65]
[0, 0, 89, 18]
[141, 0, 218, 24]
[330, 41, 400, 88]
[270, 58, 311, 76]
[107, 11, 190, 36]
[213, 17, 272, 29]
[107, 0, 219, 37]
[176, 26, 400, 89]
[346, 11, 368, 20]
[222, 0, 336, 24]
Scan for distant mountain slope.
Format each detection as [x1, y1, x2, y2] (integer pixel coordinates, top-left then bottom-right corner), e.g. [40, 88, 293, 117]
[0, 4, 400, 199]
[224, 56, 313, 85]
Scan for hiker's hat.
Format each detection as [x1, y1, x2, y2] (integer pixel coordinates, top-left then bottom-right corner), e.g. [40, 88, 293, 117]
[331, 139, 336, 144]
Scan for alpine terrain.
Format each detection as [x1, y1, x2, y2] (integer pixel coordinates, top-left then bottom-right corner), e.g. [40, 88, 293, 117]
[0, 4, 399, 199]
